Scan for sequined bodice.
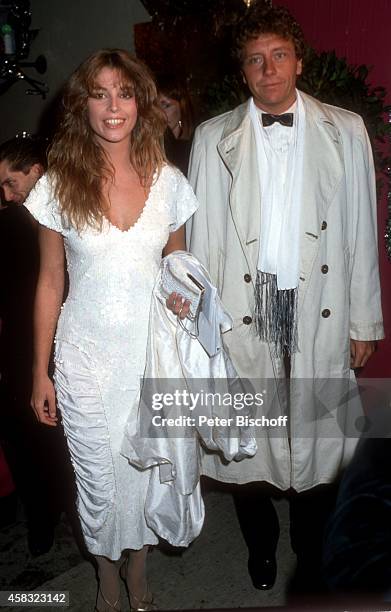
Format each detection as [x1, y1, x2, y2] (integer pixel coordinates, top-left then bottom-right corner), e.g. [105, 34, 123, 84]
[55, 167, 177, 353]
[25, 164, 198, 375]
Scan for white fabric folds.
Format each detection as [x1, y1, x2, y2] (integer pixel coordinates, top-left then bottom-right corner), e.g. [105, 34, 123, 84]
[121, 251, 257, 547]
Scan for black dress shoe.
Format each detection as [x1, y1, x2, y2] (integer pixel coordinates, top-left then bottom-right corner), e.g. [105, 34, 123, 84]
[248, 555, 277, 590]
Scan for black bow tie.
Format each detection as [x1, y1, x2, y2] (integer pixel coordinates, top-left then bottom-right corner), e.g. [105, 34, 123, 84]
[262, 113, 294, 127]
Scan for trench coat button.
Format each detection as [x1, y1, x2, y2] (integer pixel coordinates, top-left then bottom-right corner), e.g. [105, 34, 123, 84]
[244, 273, 252, 283]
[322, 308, 331, 318]
[243, 316, 252, 325]
[321, 221, 327, 230]
[321, 264, 329, 274]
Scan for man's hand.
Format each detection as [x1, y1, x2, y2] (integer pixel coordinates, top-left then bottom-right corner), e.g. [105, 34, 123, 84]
[350, 339, 376, 369]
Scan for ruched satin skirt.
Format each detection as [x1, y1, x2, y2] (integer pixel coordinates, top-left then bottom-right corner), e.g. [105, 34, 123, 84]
[54, 340, 158, 560]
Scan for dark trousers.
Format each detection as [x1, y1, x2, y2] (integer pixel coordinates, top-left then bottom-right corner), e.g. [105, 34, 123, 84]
[233, 482, 337, 575]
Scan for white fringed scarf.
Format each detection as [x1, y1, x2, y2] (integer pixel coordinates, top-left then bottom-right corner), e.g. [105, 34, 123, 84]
[249, 92, 306, 355]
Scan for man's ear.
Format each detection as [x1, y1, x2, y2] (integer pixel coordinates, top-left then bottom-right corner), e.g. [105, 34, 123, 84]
[296, 58, 303, 77]
[241, 70, 247, 85]
[30, 163, 44, 179]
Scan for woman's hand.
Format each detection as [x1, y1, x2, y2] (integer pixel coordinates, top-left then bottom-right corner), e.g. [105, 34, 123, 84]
[31, 373, 58, 427]
[166, 292, 191, 320]
[163, 229, 191, 319]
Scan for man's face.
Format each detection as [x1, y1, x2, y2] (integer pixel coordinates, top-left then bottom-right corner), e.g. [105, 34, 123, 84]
[241, 33, 302, 114]
[0, 160, 42, 204]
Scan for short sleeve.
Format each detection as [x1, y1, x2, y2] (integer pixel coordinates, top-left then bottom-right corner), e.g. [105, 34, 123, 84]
[169, 168, 199, 233]
[23, 174, 63, 233]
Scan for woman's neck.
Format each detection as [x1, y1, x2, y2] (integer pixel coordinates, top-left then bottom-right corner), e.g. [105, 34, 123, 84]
[102, 141, 134, 174]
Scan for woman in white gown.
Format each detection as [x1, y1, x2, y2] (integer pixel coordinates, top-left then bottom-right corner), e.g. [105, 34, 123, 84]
[25, 49, 198, 612]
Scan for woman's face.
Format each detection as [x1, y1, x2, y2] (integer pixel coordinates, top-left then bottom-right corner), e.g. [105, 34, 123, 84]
[87, 67, 138, 149]
[158, 94, 181, 132]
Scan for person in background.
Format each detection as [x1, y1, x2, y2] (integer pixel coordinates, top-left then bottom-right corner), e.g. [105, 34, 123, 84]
[158, 76, 195, 175]
[0, 135, 75, 555]
[0, 136, 45, 205]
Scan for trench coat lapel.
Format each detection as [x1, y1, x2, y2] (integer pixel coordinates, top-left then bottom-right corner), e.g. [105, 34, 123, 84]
[217, 101, 261, 277]
[298, 92, 344, 309]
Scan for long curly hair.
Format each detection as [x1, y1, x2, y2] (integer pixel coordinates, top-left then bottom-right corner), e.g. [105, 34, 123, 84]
[233, 3, 307, 65]
[48, 49, 167, 231]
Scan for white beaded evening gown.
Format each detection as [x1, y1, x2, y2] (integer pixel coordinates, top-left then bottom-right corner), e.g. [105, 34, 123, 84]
[24, 165, 198, 559]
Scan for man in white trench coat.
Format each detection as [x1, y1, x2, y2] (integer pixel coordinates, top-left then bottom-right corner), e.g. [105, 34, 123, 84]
[185, 2, 384, 594]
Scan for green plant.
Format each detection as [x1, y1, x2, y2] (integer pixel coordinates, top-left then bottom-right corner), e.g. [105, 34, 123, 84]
[298, 49, 391, 260]
[298, 49, 391, 183]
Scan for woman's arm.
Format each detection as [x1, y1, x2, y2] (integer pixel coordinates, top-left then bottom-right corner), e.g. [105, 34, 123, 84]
[31, 226, 65, 426]
[163, 226, 191, 319]
[163, 225, 185, 256]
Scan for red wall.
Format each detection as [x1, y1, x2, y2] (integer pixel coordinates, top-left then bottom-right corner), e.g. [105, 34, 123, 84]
[275, 0, 391, 376]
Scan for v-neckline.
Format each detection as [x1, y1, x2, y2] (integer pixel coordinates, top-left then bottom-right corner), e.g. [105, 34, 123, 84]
[105, 169, 158, 234]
